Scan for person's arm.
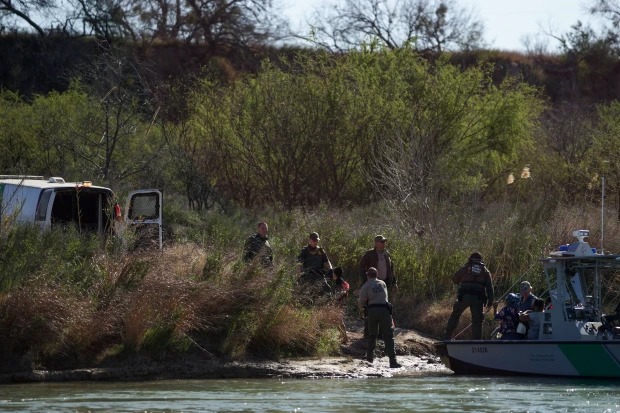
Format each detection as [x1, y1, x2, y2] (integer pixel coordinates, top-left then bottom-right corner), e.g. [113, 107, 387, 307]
[266, 243, 273, 263]
[451, 266, 464, 284]
[242, 236, 254, 262]
[297, 249, 306, 274]
[358, 284, 368, 314]
[322, 249, 333, 271]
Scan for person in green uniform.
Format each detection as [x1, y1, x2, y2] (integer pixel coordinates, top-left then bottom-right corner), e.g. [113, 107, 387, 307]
[298, 232, 333, 296]
[243, 222, 273, 267]
[443, 252, 494, 340]
[358, 267, 401, 368]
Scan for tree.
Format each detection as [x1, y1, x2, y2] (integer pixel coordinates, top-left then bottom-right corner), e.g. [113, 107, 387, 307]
[533, 102, 597, 203]
[65, 46, 165, 185]
[0, 90, 37, 173]
[592, 101, 620, 220]
[66, 0, 284, 48]
[591, 0, 620, 29]
[306, 0, 484, 52]
[188, 52, 386, 209]
[67, 0, 138, 42]
[0, 0, 52, 35]
[365, 53, 542, 232]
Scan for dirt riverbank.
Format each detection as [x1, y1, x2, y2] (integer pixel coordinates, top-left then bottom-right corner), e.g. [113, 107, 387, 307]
[1, 321, 451, 383]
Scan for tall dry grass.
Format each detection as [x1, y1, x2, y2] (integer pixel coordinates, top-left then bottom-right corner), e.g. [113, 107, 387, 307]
[0, 236, 346, 371]
[2, 199, 620, 369]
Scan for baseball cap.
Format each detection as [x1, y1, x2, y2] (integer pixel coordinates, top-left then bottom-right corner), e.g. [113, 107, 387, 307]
[374, 235, 387, 242]
[309, 232, 320, 241]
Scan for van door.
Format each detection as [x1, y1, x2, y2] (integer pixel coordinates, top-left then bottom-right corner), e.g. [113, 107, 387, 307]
[125, 190, 163, 249]
[46, 187, 114, 235]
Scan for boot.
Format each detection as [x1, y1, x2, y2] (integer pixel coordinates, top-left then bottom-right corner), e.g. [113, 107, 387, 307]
[389, 357, 402, 368]
[366, 335, 377, 363]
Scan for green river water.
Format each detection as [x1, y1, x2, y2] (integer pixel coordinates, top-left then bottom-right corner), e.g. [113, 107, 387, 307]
[1, 375, 619, 412]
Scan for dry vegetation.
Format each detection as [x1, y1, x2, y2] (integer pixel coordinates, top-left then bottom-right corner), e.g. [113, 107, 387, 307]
[2, 200, 620, 371]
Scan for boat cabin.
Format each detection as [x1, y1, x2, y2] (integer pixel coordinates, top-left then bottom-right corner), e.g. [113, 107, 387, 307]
[541, 229, 620, 341]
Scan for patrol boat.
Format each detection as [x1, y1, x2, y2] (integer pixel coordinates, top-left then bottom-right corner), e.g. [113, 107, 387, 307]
[436, 230, 620, 377]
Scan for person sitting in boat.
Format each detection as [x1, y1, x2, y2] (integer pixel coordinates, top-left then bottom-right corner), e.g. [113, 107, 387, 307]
[493, 293, 524, 340]
[519, 299, 545, 340]
[518, 281, 539, 311]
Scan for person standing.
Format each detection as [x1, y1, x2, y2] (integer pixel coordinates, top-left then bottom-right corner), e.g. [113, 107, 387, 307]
[358, 267, 401, 368]
[443, 252, 494, 340]
[243, 222, 273, 267]
[298, 232, 333, 295]
[359, 235, 398, 288]
[359, 235, 397, 337]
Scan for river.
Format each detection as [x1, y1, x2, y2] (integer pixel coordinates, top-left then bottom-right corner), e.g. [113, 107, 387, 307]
[1, 374, 619, 412]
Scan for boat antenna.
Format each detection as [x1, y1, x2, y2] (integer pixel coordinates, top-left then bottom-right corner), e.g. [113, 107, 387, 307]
[601, 175, 605, 255]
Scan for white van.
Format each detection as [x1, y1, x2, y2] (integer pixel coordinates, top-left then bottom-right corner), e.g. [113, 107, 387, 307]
[0, 175, 163, 249]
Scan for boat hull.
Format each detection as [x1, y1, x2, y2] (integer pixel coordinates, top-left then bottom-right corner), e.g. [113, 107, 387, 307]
[436, 340, 620, 377]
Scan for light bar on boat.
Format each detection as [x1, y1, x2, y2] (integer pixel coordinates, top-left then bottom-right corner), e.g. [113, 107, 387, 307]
[573, 229, 589, 242]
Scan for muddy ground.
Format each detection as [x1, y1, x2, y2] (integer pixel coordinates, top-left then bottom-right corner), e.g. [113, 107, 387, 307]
[1, 320, 451, 383]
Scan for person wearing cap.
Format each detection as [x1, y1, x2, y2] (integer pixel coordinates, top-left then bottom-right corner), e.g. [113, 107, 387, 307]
[443, 251, 494, 340]
[518, 281, 538, 312]
[359, 234, 397, 337]
[358, 267, 401, 368]
[298, 232, 333, 295]
[359, 235, 397, 288]
[243, 222, 273, 267]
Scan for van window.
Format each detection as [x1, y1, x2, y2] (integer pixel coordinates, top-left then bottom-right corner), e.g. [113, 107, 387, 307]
[128, 193, 159, 220]
[36, 189, 53, 221]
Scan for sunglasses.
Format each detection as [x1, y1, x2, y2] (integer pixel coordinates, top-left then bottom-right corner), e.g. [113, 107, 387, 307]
[377, 240, 386, 243]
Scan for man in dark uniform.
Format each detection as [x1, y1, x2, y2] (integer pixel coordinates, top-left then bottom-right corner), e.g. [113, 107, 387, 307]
[443, 251, 494, 340]
[298, 232, 333, 295]
[358, 267, 401, 368]
[243, 222, 273, 267]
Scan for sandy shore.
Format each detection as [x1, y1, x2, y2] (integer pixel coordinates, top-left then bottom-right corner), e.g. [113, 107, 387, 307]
[1, 321, 451, 383]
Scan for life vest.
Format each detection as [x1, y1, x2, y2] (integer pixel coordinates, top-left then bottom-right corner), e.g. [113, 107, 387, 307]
[460, 261, 487, 285]
[457, 260, 488, 296]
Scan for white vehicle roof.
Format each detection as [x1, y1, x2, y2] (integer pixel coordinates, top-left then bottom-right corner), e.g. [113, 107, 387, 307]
[0, 177, 111, 191]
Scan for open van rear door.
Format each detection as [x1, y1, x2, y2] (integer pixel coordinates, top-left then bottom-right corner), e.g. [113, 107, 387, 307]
[125, 189, 163, 249]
